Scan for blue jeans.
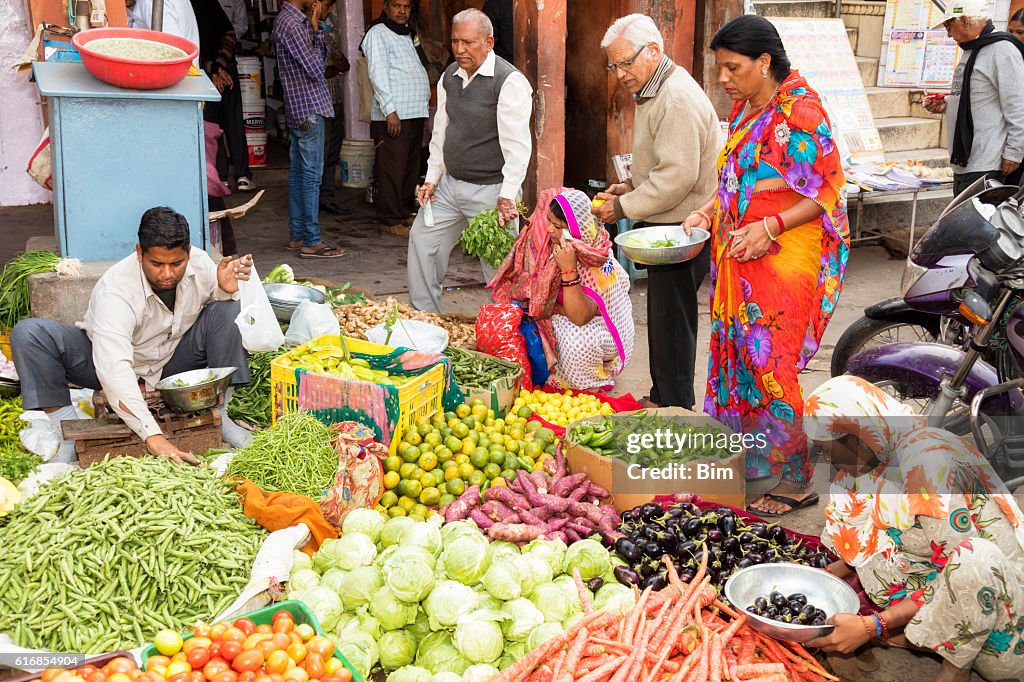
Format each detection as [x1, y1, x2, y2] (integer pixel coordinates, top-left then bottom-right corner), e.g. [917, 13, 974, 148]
[288, 114, 326, 247]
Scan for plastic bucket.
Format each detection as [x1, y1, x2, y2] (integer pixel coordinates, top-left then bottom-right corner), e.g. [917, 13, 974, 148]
[247, 131, 267, 168]
[339, 138, 375, 188]
[243, 100, 265, 136]
[237, 56, 262, 103]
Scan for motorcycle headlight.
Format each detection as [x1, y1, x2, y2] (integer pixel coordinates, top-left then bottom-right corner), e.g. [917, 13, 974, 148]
[901, 261, 928, 297]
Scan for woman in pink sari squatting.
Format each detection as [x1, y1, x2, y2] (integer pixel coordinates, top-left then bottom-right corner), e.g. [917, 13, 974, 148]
[490, 188, 635, 390]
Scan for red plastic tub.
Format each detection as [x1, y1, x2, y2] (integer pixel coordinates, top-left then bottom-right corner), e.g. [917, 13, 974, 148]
[72, 28, 198, 90]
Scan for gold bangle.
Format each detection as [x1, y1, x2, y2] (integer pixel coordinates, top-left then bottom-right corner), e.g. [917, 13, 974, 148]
[690, 210, 711, 224]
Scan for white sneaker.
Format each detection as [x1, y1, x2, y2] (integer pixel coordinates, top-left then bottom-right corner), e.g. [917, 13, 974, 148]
[237, 177, 256, 192]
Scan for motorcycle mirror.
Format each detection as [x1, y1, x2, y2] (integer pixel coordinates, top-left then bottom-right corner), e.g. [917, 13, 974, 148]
[959, 291, 992, 326]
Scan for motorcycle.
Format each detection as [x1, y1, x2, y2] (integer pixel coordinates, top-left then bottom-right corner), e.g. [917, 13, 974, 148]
[843, 176, 1024, 489]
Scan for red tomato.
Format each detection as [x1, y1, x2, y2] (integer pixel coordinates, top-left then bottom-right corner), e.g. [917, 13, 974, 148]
[255, 625, 273, 635]
[293, 625, 315, 643]
[306, 638, 334, 660]
[270, 634, 290, 651]
[220, 641, 243, 663]
[210, 642, 223, 659]
[237, 672, 257, 682]
[283, 669, 308, 682]
[212, 672, 238, 682]
[287, 634, 302, 647]
[334, 670, 352, 682]
[256, 641, 278, 660]
[231, 649, 264, 674]
[166, 674, 190, 682]
[85, 671, 106, 682]
[233, 619, 256, 637]
[222, 628, 246, 645]
[106, 658, 137, 675]
[193, 623, 213, 639]
[78, 666, 98, 677]
[186, 648, 211, 669]
[184, 638, 213, 655]
[211, 623, 229, 641]
[203, 659, 230, 679]
[285, 643, 306, 664]
[147, 656, 171, 672]
[302, 654, 325, 681]
[137, 673, 161, 682]
[188, 672, 205, 682]
[272, 611, 292, 622]
[271, 618, 294, 636]
[264, 651, 290, 676]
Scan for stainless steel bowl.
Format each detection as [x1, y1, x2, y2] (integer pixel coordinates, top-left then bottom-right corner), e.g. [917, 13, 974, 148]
[725, 563, 860, 643]
[614, 226, 710, 265]
[0, 380, 20, 399]
[156, 367, 236, 413]
[263, 283, 327, 323]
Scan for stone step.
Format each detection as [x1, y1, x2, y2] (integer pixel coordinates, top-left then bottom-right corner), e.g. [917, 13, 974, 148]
[857, 56, 878, 88]
[865, 86, 910, 118]
[884, 148, 951, 169]
[753, 0, 835, 17]
[875, 116, 943, 153]
[847, 26, 858, 52]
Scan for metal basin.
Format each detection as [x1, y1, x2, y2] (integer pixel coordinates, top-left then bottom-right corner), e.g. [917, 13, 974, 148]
[614, 225, 710, 265]
[724, 563, 860, 643]
[156, 367, 236, 413]
[0, 379, 20, 399]
[263, 283, 327, 323]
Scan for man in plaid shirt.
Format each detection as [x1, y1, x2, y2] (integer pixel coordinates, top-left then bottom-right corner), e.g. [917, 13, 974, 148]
[273, 0, 343, 259]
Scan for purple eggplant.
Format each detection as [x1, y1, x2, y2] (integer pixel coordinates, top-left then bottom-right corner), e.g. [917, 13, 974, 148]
[587, 577, 605, 592]
[614, 565, 641, 586]
[706, 529, 725, 544]
[614, 537, 642, 563]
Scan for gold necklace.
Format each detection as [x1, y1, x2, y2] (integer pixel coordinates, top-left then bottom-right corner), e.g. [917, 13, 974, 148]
[747, 83, 781, 114]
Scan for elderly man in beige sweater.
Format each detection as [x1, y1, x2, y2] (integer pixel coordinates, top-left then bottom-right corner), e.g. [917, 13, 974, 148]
[593, 14, 722, 410]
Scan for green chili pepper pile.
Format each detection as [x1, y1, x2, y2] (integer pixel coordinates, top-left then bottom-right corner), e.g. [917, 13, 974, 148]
[0, 456, 265, 653]
[225, 412, 338, 499]
[227, 349, 283, 428]
[443, 347, 519, 389]
[569, 413, 733, 465]
[0, 396, 39, 485]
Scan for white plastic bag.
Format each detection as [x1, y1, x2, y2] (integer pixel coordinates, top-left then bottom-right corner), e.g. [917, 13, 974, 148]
[284, 301, 340, 346]
[367, 319, 449, 353]
[19, 411, 62, 462]
[235, 264, 285, 352]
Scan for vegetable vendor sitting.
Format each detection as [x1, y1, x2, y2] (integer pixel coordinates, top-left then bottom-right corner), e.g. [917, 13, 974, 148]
[10, 207, 252, 465]
[489, 188, 635, 391]
[802, 375, 1024, 682]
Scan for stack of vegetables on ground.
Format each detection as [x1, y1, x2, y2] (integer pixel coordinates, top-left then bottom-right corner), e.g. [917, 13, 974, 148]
[142, 610, 355, 682]
[610, 500, 833, 592]
[0, 456, 266, 652]
[264, 264, 367, 307]
[226, 413, 339, 500]
[442, 348, 520, 392]
[379, 400, 560, 518]
[569, 413, 733, 464]
[0, 394, 40, 485]
[494, 554, 839, 682]
[513, 389, 614, 429]
[228, 348, 285, 429]
[287, 510, 638, 681]
[441, 451, 621, 547]
[334, 299, 475, 350]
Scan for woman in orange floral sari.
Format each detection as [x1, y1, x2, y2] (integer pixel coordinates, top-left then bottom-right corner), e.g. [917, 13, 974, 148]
[802, 375, 1024, 682]
[686, 15, 849, 516]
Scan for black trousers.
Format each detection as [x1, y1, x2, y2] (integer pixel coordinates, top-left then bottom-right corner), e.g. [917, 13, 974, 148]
[204, 61, 251, 181]
[953, 167, 1024, 197]
[646, 242, 711, 409]
[371, 118, 425, 225]
[320, 112, 345, 206]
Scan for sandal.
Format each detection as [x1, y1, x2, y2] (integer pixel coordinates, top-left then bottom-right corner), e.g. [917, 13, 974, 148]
[285, 241, 303, 252]
[299, 244, 345, 259]
[747, 492, 820, 517]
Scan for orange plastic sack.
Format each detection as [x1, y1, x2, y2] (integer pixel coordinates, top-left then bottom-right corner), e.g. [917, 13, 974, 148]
[320, 421, 388, 526]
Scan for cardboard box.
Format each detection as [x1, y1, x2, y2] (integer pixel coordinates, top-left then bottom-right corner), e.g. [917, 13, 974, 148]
[565, 408, 746, 511]
[458, 349, 524, 417]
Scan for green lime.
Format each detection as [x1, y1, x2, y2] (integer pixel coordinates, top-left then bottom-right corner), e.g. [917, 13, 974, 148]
[404, 430, 423, 446]
[404, 480, 423, 499]
[439, 493, 456, 508]
[444, 411, 457, 422]
[388, 506, 407, 517]
[398, 495, 417, 512]
[419, 487, 441, 506]
[500, 469, 516, 482]
[399, 462, 418, 480]
[452, 423, 470, 439]
[444, 436, 463, 453]
[419, 473, 435, 489]
[418, 451, 438, 471]
[488, 449, 506, 465]
[505, 439, 521, 454]
[457, 462, 476, 480]
[395, 479, 409, 497]
[383, 456, 403, 473]
[424, 432, 443, 447]
[477, 437, 491, 450]
[545, 444, 556, 455]
[467, 470, 486, 488]
[401, 445, 421, 463]
[412, 503, 430, 518]
[470, 448, 490, 469]
[441, 427, 453, 438]
[525, 421, 542, 433]
[461, 416, 476, 429]
[504, 456, 520, 471]
[446, 478, 465, 496]
[435, 447, 453, 463]
[431, 469, 445, 487]
[535, 427, 556, 444]
[517, 406, 533, 419]
[442, 459, 458, 471]
[380, 491, 399, 507]
[408, 513, 425, 522]
[417, 423, 433, 437]
[383, 471, 400, 490]
[483, 463, 502, 480]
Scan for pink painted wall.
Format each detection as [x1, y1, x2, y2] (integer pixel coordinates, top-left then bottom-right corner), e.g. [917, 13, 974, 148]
[0, 0, 50, 206]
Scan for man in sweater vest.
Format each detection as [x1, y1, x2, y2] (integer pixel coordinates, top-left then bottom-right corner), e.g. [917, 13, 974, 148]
[592, 14, 722, 410]
[407, 8, 533, 313]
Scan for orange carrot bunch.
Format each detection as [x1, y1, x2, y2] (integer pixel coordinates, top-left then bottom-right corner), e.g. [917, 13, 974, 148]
[492, 553, 840, 682]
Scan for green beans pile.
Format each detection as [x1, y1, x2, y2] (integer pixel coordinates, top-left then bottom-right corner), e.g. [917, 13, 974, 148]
[0, 456, 266, 653]
[443, 347, 519, 389]
[0, 250, 62, 328]
[0, 396, 39, 485]
[227, 349, 283, 428]
[225, 412, 338, 499]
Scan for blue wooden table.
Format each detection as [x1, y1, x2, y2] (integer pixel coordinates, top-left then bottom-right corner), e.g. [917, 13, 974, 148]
[33, 62, 220, 261]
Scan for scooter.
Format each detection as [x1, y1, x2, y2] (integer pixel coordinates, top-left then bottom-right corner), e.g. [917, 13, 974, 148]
[843, 176, 1024, 489]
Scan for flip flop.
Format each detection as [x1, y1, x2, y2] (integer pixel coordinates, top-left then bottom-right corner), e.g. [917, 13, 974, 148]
[299, 244, 345, 259]
[285, 242, 303, 251]
[748, 492, 820, 517]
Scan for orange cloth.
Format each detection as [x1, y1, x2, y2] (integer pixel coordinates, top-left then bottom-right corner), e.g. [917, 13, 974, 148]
[236, 479, 340, 555]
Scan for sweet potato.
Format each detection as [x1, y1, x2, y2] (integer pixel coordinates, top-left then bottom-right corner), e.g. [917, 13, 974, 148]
[487, 522, 545, 543]
[514, 506, 546, 527]
[544, 531, 568, 544]
[534, 493, 571, 512]
[482, 500, 518, 523]
[588, 482, 612, 499]
[566, 520, 594, 536]
[550, 472, 589, 498]
[542, 456, 559, 478]
[444, 484, 481, 521]
[568, 485, 590, 502]
[564, 529, 582, 544]
[567, 500, 606, 526]
[484, 486, 530, 508]
[470, 509, 495, 528]
[546, 517, 570, 531]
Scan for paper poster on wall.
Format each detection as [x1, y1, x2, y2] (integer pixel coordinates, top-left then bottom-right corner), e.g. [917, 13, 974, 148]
[770, 18, 886, 164]
[884, 30, 928, 85]
[921, 32, 959, 85]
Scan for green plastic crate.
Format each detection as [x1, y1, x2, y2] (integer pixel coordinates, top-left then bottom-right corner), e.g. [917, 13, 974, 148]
[138, 600, 364, 682]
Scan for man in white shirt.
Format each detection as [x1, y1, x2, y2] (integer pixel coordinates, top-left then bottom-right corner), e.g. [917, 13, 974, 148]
[10, 208, 252, 465]
[407, 8, 533, 313]
[126, 0, 200, 58]
[217, 0, 250, 39]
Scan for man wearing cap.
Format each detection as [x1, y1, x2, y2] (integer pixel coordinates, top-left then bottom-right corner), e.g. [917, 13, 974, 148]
[924, 0, 1024, 194]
